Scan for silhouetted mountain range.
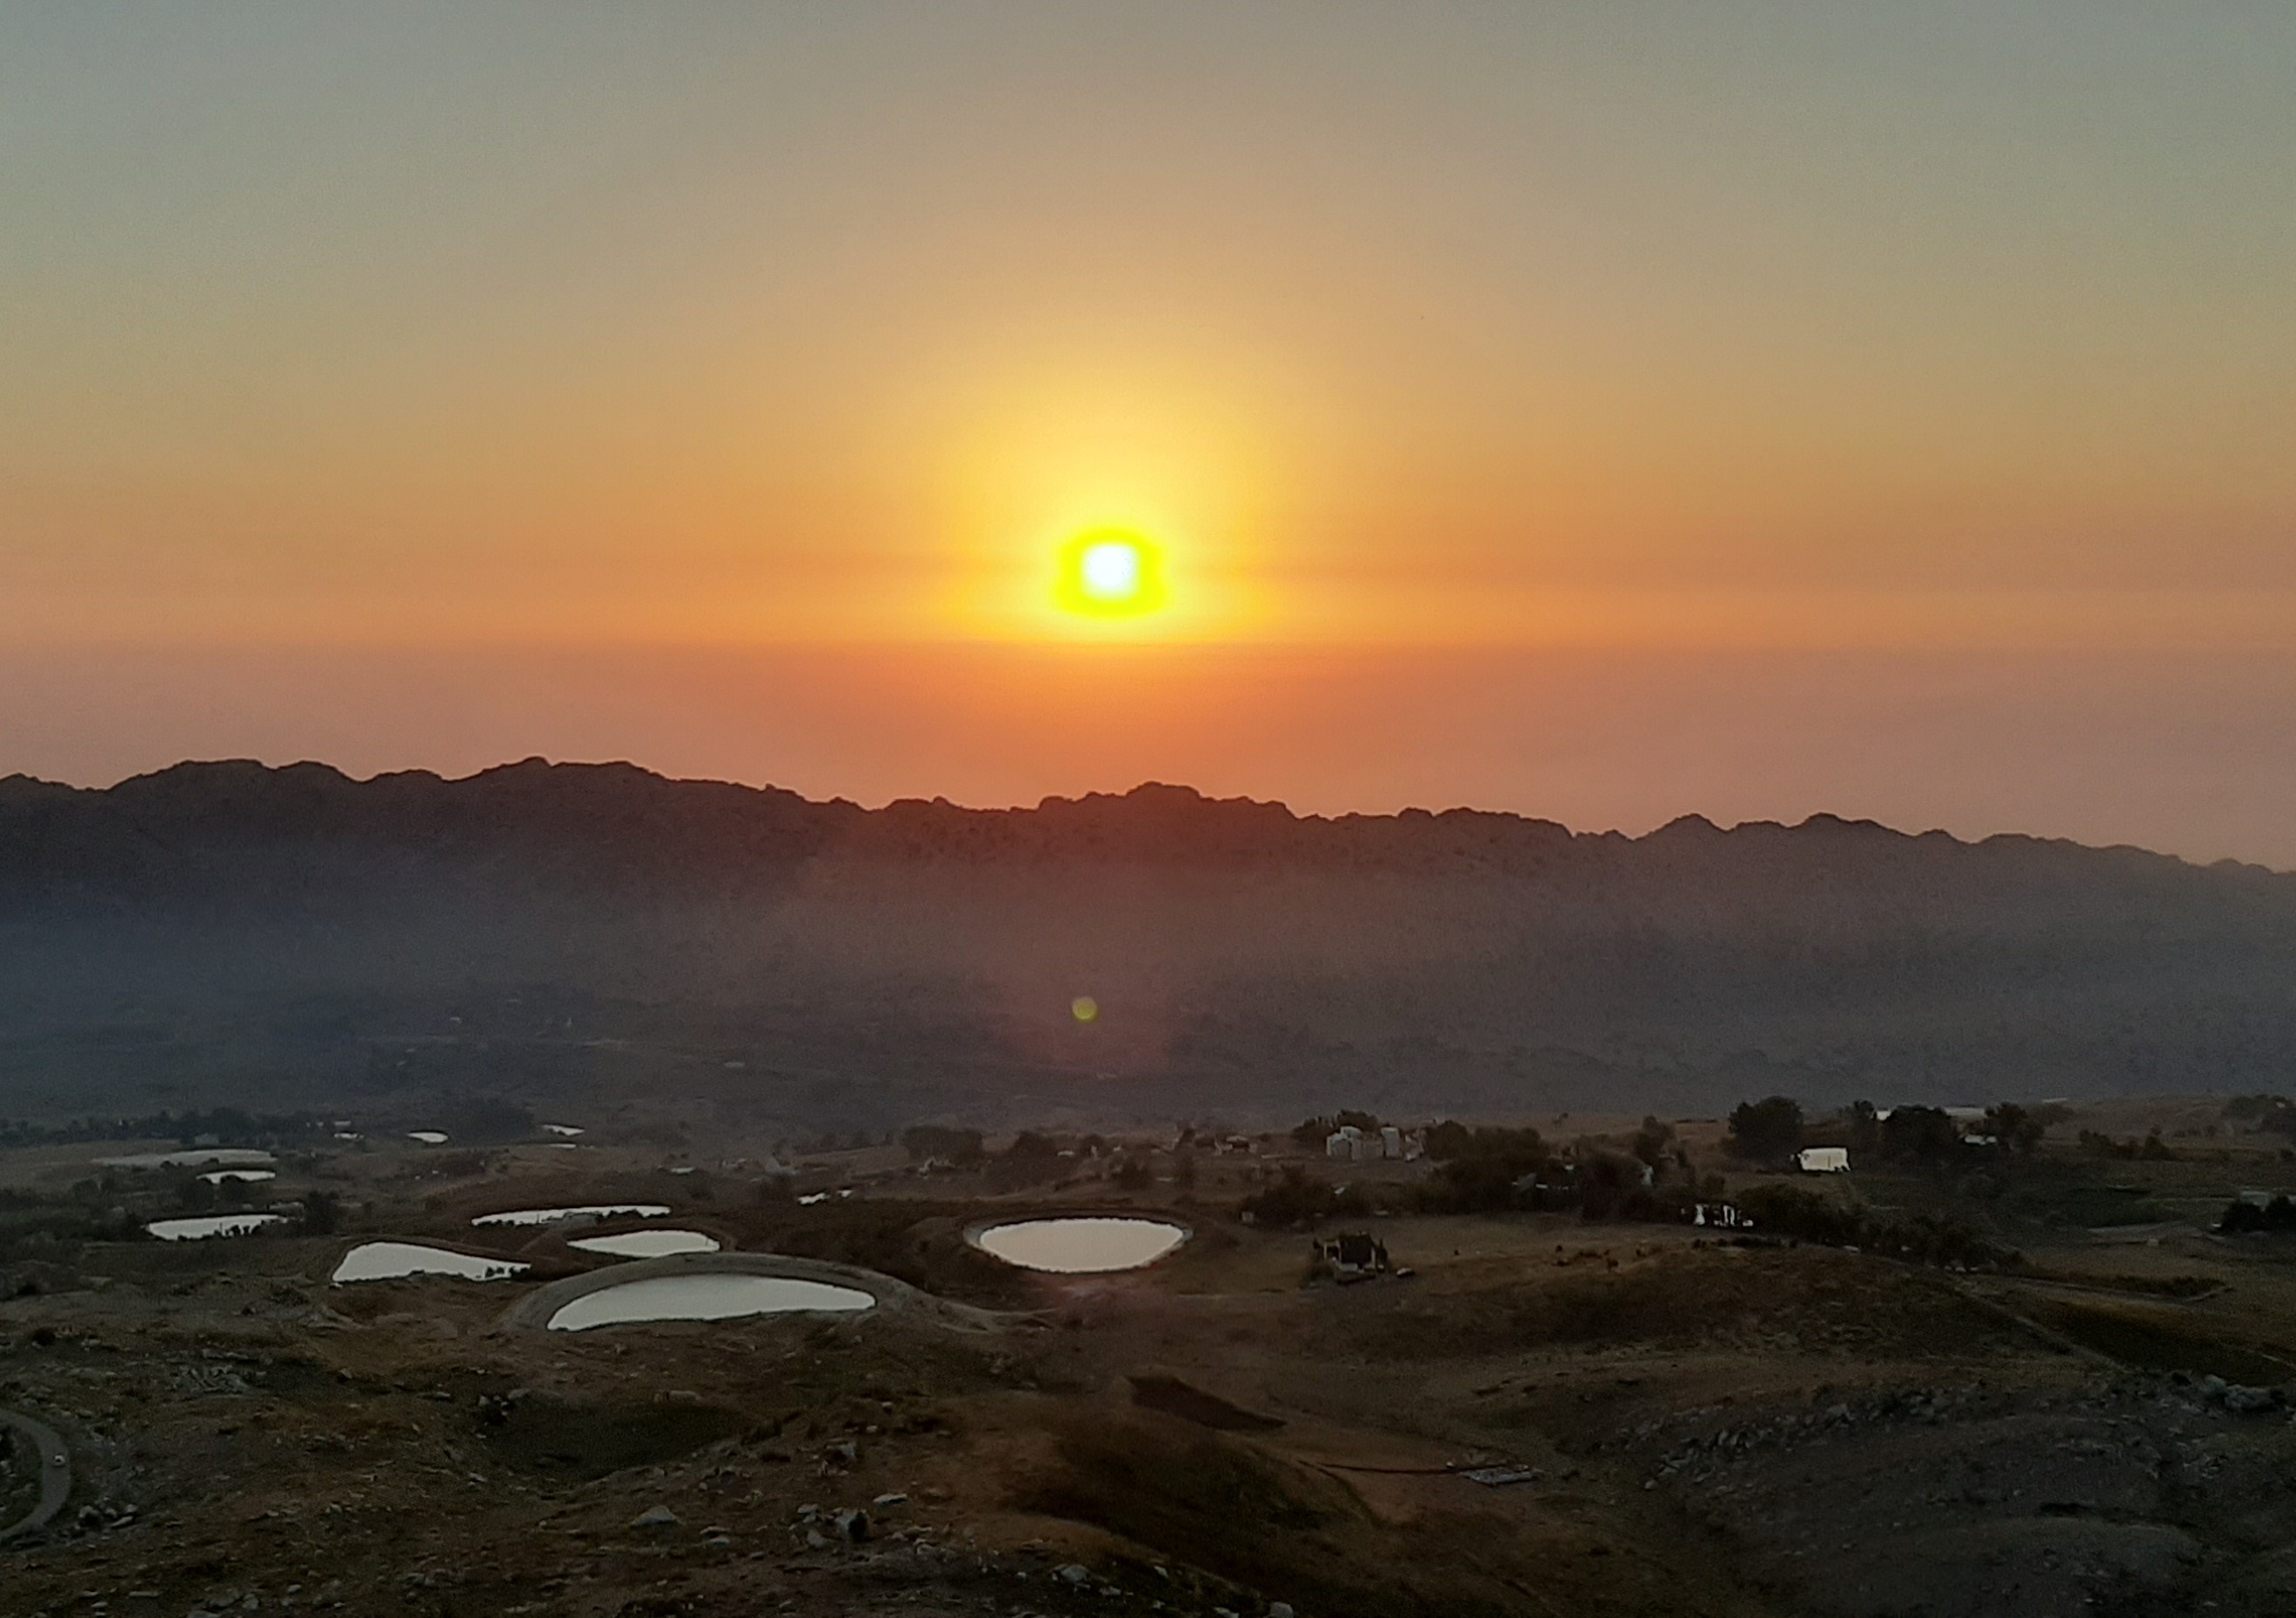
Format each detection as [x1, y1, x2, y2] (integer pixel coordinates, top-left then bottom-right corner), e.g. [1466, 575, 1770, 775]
[3, 759, 2293, 1127]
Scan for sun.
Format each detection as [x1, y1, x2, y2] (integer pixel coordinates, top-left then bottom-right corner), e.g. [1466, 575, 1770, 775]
[1054, 530, 1166, 618]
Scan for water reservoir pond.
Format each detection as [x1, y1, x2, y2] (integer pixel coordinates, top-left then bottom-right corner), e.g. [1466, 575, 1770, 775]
[472, 1204, 672, 1228]
[569, 1229, 721, 1258]
[974, 1216, 1187, 1274]
[100, 1148, 276, 1171]
[546, 1274, 874, 1331]
[331, 1241, 529, 1284]
[199, 1168, 277, 1185]
[147, 1214, 287, 1240]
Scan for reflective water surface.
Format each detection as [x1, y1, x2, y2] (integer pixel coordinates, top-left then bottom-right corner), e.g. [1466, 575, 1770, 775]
[331, 1241, 529, 1284]
[472, 1204, 672, 1227]
[546, 1274, 874, 1331]
[568, 1229, 721, 1259]
[974, 1216, 1187, 1273]
[146, 1214, 287, 1240]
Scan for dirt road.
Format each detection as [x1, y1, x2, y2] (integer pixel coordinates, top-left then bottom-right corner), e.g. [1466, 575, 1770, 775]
[0, 1407, 70, 1541]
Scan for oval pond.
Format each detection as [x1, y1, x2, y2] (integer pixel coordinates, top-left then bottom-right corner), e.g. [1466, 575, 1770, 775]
[331, 1241, 530, 1284]
[546, 1274, 874, 1332]
[974, 1216, 1187, 1274]
[147, 1214, 287, 1241]
[568, 1228, 721, 1259]
[472, 1203, 671, 1228]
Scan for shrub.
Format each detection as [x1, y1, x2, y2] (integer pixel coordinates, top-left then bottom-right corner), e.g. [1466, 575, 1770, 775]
[1239, 1167, 1367, 1229]
[1726, 1096, 1804, 1160]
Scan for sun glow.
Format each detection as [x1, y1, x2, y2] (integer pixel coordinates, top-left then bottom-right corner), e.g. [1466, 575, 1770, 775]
[1054, 531, 1165, 619]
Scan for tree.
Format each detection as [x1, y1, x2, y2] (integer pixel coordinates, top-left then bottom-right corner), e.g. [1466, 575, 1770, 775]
[1630, 1115, 1676, 1171]
[1726, 1096, 1804, 1161]
[1422, 1120, 1475, 1161]
[1982, 1103, 2045, 1158]
[1878, 1105, 1960, 1164]
[1844, 1100, 1881, 1158]
[301, 1190, 342, 1236]
[1578, 1152, 1646, 1220]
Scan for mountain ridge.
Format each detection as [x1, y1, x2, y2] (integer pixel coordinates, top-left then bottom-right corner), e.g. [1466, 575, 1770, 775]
[3, 758, 2294, 1127]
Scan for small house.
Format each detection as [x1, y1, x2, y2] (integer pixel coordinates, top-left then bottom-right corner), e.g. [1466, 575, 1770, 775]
[1797, 1147, 1851, 1174]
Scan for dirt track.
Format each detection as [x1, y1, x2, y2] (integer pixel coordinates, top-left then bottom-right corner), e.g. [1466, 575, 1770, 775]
[0, 1407, 70, 1541]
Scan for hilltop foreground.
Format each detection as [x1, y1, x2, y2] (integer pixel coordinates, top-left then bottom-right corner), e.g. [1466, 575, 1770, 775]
[9, 1112, 2296, 1618]
[3, 759, 2294, 1127]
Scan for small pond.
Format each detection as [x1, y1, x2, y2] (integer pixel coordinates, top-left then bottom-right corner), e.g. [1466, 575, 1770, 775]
[199, 1168, 277, 1185]
[99, 1148, 276, 1171]
[147, 1214, 288, 1241]
[331, 1241, 530, 1284]
[540, 1123, 585, 1137]
[472, 1203, 672, 1228]
[407, 1131, 450, 1145]
[569, 1229, 721, 1259]
[546, 1274, 874, 1332]
[973, 1216, 1188, 1274]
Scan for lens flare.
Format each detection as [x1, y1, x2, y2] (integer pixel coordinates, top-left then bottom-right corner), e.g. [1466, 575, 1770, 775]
[1070, 995, 1100, 1023]
[1054, 532, 1165, 618]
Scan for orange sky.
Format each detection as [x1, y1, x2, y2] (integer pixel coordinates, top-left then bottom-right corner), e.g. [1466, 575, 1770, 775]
[4, 7, 2295, 860]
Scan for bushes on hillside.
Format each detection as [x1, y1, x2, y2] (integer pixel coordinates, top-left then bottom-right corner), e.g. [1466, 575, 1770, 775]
[2079, 1129, 2176, 1161]
[1726, 1096, 1804, 1161]
[900, 1125, 984, 1165]
[1732, 1182, 2016, 1269]
[1239, 1167, 1368, 1229]
[2219, 1195, 2296, 1234]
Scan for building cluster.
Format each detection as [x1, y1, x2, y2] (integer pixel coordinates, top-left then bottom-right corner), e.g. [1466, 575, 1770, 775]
[1324, 1124, 1421, 1162]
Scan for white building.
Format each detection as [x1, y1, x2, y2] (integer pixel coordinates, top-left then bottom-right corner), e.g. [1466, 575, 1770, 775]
[1327, 1125, 1393, 1162]
[1797, 1147, 1851, 1173]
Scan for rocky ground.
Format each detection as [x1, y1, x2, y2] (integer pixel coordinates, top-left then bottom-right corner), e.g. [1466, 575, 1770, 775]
[8, 1142, 2296, 1617]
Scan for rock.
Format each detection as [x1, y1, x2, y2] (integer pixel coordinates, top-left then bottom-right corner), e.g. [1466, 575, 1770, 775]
[1270, 1605, 1296, 1618]
[1057, 1563, 1091, 1585]
[832, 1507, 871, 1542]
[629, 1505, 680, 1529]
[804, 1528, 830, 1551]
[2225, 1385, 2280, 1414]
[872, 1492, 908, 1508]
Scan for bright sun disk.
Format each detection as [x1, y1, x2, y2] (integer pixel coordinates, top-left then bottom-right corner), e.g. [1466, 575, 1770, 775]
[1054, 531, 1165, 618]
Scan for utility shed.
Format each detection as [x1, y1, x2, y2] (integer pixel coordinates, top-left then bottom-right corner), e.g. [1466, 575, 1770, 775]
[1797, 1147, 1851, 1173]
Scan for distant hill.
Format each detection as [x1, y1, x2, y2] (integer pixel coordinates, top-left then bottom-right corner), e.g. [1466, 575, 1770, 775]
[3, 759, 2294, 1128]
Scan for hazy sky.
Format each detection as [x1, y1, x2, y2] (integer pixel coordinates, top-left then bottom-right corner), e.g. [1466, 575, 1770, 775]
[5, 5, 2295, 860]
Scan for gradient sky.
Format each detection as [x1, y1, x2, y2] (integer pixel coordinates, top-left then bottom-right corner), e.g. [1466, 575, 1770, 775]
[5, 5, 2295, 861]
